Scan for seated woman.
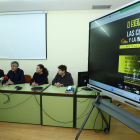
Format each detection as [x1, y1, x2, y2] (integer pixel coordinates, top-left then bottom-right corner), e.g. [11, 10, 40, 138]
[30, 64, 49, 87]
[0, 69, 4, 78]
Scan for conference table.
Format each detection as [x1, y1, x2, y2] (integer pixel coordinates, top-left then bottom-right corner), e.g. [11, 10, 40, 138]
[0, 83, 77, 127]
[42, 85, 77, 128]
[0, 83, 49, 124]
[75, 87, 111, 130]
[0, 83, 111, 130]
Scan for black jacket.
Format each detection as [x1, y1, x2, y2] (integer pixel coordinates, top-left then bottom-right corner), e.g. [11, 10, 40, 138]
[30, 72, 48, 85]
[2, 68, 25, 84]
[0, 69, 4, 78]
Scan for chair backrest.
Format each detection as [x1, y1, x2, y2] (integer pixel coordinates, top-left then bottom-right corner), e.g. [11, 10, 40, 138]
[72, 78, 74, 85]
[47, 78, 49, 84]
[24, 75, 31, 83]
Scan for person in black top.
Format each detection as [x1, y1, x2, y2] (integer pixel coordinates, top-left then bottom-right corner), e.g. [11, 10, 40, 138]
[0, 69, 4, 78]
[30, 64, 49, 87]
[52, 65, 73, 87]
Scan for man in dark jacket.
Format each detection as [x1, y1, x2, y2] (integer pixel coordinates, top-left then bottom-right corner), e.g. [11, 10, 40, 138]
[0, 69, 4, 78]
[52, 65, 73, 87]
[3, 61, 25, 85]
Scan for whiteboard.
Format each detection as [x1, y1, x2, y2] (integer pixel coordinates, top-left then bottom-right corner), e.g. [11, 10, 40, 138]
[0, 13, 46, 59]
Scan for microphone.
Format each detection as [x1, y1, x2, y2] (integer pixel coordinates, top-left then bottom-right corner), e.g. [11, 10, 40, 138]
[0, 76, 8, 81]
[4, 76, 8, 80]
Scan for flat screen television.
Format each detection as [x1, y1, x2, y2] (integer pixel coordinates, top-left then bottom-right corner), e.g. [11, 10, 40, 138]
[87, 0, 140, 110]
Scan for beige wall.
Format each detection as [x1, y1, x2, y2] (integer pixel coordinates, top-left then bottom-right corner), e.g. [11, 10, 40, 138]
[0, 10, 111, 85]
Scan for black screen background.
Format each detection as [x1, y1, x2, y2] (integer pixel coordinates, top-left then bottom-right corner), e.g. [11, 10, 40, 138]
[88, 12, 140, 92]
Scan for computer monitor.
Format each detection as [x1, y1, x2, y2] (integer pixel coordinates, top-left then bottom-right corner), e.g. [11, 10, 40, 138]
[78, 71, 88, 87]
[87, 0, 140, 110]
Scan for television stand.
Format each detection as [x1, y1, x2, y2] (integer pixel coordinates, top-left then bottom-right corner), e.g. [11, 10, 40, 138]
[81, 86, 92, 91]
[75, 92, 140, 140]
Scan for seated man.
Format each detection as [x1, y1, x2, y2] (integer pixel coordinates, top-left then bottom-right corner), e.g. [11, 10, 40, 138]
[3, 61, 25, 85]
[0, 69, 4, 78]
[52, 65, 73, 87]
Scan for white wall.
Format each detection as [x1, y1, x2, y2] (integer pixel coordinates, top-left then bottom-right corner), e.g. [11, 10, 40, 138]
[0, 10, 111, 85]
